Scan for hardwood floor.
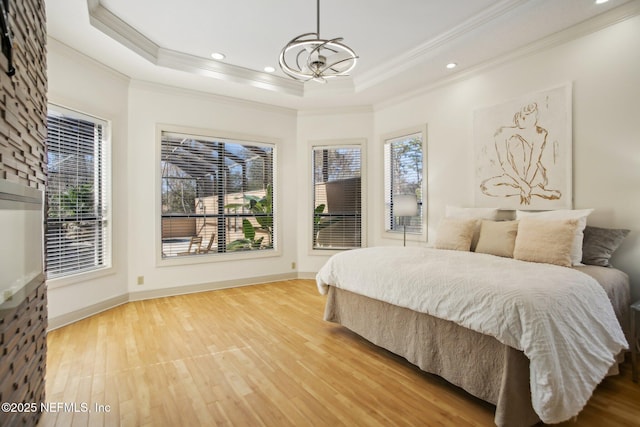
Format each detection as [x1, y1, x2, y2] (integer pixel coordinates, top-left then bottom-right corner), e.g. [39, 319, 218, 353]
[39, 280, 640, 426]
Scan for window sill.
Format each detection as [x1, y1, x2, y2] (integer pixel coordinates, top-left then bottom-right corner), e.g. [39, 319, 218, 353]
[157, 247, 282, 267]
[47, 265, 115, 290]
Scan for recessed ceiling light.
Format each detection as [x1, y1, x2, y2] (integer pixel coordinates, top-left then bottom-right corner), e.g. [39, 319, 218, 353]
[446, 62, 457, 69]
[211, 52, 226, 60]
[595, 0, 609, 4]
[264, 66, 276, 73]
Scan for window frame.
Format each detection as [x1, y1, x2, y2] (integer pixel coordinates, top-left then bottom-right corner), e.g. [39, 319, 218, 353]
[45, 104, 113, 287]
[156, 124, 281, 266]
[382, 125, 428, 243]
[310, 139, 367, 254]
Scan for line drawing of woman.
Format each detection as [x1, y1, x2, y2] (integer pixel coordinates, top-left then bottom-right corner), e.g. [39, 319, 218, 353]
[480, 102, 561, 205]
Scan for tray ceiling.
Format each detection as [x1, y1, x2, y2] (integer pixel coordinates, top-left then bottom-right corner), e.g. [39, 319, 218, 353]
[46, 0, 638, 109]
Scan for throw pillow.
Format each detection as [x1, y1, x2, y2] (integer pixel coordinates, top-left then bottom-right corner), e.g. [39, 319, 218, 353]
[475, 220, 519, 258]
[581, 225, 630, 267]
[434, 218, 478, 251]
[516, 209, 593, 266]
[445, 206, 499, 250]
[513, 218, 578, 267]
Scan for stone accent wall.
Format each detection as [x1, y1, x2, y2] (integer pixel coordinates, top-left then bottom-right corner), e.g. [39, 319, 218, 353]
[0, 0, 48, 190]
[0, 0, 48, 426]
[0, 281, 47, 426]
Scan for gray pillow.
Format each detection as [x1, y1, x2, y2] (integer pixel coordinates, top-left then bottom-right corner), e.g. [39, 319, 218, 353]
[581, 226, 630, 267]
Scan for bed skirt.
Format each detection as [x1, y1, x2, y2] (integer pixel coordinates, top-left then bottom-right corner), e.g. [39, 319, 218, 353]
[324, 286, 624, 427]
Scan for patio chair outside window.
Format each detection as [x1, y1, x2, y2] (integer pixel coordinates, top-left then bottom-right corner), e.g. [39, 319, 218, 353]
[178, 236, 203, 256]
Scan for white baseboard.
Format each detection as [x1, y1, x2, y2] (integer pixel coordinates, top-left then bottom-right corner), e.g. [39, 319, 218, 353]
[128, 272, 298, 301]
[47, 294, 129, 330]
[297, 271, 317, 280]
[47, 272, 302, 330]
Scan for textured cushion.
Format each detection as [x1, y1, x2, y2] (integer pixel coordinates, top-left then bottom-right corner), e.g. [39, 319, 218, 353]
[445, 206, 499, 250]
[513, 218, 578, 267]
[581, 226, 630, 267]
[434, 218, 477, 251]
[475, 220, 519, 258]
[516, 209, 593, 266]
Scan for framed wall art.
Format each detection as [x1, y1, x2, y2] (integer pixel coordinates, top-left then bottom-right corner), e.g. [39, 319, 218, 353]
[474, 84, 572, 210]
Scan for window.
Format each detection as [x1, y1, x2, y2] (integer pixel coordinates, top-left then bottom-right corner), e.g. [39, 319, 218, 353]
[312, 145, 362, 250]
[384, 129, 426, 238]
[161, 131, 275, 258]
[45, 106, 110, 279]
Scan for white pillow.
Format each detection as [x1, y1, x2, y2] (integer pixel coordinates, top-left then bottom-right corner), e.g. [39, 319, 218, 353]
[515, 209, 593, 266]
[445, 206, 499, 250]
[445, 206, 499, 220]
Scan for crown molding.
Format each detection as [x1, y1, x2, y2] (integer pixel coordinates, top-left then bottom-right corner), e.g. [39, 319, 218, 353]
[128, 80, 297, 116]
[87, 0, 158, 63]
[86, 0, 304, 97]
[374, 0, 640, 111]
[353, 0, 529, 92]
[357, 0, 640, 93]
[297, 105, 373, 117]
[85, 0, 639, 105]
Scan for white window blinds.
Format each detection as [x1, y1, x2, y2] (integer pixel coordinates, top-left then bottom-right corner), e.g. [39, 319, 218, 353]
[45, 108, 110, 279]
[160, 131, 275, 256]
[312, 146, 362, 250]
[384, 132, 423, 233]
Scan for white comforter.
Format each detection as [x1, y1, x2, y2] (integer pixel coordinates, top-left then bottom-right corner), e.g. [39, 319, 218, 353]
[316, 247, 628, 424]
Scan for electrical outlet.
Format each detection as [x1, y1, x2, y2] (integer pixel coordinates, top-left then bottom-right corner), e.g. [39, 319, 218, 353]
[137, 276, 144, 285]
[291, 262, 296, 270]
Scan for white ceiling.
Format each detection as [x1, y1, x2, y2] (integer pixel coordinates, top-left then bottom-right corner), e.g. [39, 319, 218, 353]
[46, 0, 636, 110]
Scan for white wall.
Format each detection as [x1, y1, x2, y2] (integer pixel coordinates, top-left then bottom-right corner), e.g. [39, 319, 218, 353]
[45, 12, 640, 324]
[126, 82, 298, 295]
[295, 109, 373, 274]
[46, 38, 130, 321]
[47, 39, 298, 325]
[372, 15, 640, 299]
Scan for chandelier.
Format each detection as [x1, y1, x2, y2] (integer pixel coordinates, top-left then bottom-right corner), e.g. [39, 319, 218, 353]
[279, 0, 358, 83]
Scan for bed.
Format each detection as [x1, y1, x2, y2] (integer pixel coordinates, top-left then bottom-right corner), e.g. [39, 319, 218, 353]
[316, 246, 630, 427]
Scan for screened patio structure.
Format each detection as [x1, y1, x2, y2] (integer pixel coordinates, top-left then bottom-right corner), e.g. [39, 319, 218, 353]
[160, 133, 274, 257]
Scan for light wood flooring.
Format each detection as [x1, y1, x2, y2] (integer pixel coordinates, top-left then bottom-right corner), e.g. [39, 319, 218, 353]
[39, 279, 640, 426]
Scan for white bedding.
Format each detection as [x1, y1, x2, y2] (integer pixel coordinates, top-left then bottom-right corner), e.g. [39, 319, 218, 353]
[316, 246, 628, 424]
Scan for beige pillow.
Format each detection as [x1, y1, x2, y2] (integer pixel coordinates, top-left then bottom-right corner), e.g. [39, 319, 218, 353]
[516, 209, 593, 266]
[475, 220, 519, 258]
[445, 206, 499, 251]
[434, 218, 478, 251]
[513, 218, 578, 267]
